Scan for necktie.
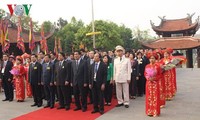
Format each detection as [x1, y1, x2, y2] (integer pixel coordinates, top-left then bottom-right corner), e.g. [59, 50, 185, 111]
[59, 61, 62, 67]
[95, 63, 98, 73]
[120, 57, 122, 61]
[76, 60, 79, 69]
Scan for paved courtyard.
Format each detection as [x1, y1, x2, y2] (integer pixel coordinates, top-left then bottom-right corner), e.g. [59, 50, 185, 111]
[0, 68, 200, 120]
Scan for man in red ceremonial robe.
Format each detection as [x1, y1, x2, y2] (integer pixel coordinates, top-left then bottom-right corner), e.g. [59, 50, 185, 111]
[144, 52, 161, 117]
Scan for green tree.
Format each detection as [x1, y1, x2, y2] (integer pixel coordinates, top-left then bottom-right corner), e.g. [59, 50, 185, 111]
[57, 17, 84, 52]
[119, 25, 133, 49]
[10, 15, 39, 31]
[132, 26, 156, 49]
[57, 17, 68, 29]
[75, 20, 124, 51]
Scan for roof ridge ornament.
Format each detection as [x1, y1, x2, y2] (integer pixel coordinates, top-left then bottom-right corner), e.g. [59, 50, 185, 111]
[187, 13, 195, 25]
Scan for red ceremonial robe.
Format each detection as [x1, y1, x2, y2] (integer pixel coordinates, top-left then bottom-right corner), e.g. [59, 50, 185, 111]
[14, 65, 26, 101]
[24, 63, 32, 97]
[155, 61, 166, 107]
[161, 58, 174, 100]
[144, 63, 161, 116]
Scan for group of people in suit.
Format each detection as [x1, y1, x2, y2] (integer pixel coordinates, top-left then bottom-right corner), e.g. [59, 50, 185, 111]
[0, 45, 178, 117]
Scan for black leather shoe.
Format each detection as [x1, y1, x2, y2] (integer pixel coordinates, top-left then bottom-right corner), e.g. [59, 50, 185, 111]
[74, 107, 81, 111]
[9, 99, 13, 102]
[31, 103, 37, 107]
[50, 106, 54, 109]
[44, 105, 50, 108]
[57, 106, 64, 109]
[2, 99, 9, 101]
[115, 103, 123, 107]
[65, 106, 70, 111]
[125, 105, 129, 108]
[37, 104, 42, 107]
[91, 110, 99, 114]
[99, 111, 104, 115]
[82, 108, 87, 112]
[88, 102, 93, 105]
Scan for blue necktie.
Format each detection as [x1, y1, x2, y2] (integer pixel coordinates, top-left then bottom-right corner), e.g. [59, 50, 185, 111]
[95, 63, 98, 73]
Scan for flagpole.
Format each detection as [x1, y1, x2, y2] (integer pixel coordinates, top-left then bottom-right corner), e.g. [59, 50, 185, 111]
[91, 0, 95, 49]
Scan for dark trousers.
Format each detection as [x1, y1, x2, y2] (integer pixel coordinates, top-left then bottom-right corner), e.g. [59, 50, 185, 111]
[41, 85, 46, 100]
[86, 86, 93, 103]
[129, 75, 137, 96]
[137, 76, 145, 96]
[143, 77, 146, 94]
[53, 85, 59, 101]
[31, 84, 42, 105]
[2, 78, 13, 100]
[104, 81, 113, 103]
[44, 84, 55, 107]
[73, 84, 87, 109]
[92, 82, 104, 111]
[57, 85, 71, 107]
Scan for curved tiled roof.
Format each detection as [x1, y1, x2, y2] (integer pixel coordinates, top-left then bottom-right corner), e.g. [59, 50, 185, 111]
[151, 15, 200, 32]
[142, 36, 200, 50]
[7, 27, 41, 43]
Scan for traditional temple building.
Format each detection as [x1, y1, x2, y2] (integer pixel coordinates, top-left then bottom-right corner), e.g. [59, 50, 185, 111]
[142, 14, 200, 68]
[0, 20, 54, 57]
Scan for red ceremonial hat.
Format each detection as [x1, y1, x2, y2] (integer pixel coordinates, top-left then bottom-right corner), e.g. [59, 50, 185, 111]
[164, 48, 173, 54]
[16, 56, 23, 63]
[146, 51, 158, 59]
[21, 53, 30, 59]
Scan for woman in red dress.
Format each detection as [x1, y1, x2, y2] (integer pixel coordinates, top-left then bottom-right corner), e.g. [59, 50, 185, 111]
[12, 56, 26, 102]
[170, 55, 177, 96]
[144, 52, 161, 117]
[24, 56, 32, 98]
[160, 49, 174, 101]
[155, 50, 166, 108]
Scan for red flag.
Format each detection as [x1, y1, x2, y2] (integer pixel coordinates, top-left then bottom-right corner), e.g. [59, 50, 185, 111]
[1, 19, 10, 52]
[54, 37, 58, 55]
[40, 24, 48, 54]
[29, 18, 35, 51]
[58, 37, 62, 52]
[17, 17, 25, 53]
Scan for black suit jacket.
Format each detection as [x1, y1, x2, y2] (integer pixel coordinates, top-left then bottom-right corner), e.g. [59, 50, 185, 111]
[28, 62, 42, 85]
[41, 62, 54, 85]
[89, 62, 107, 87]
[54, 60, 71, 86]
[137, 58, 146, 76]
[131, 60, 139, 77]
[0, 60, 13, 80]
[71, 59, 88, 86]
[82, 55, 88, 61]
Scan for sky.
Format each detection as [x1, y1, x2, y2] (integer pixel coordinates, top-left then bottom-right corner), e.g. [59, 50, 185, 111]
[1, 0, 200, 36]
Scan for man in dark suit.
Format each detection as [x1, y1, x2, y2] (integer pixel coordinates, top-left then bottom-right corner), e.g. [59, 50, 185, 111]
[89, 53, 107, 115]
[42, 54, 55, 109]
[54, 52, 71, 111]
[0, 53, 13, 102]
[71, 50, 88, 112]
[50, 52, 59, 101]
[86, 51, 95, 104]
[29, 54, 43, 107]
[80, 49, 88, 61]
